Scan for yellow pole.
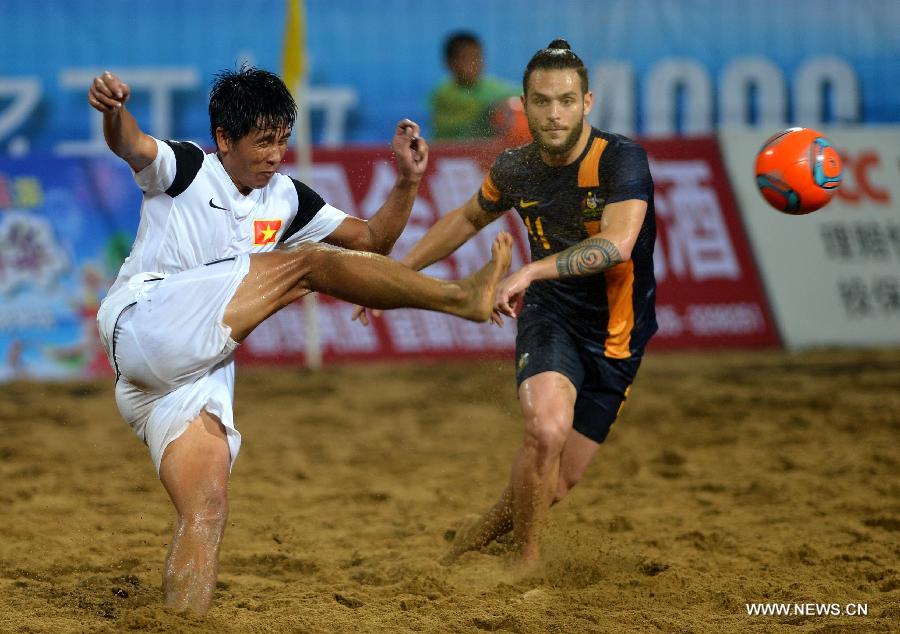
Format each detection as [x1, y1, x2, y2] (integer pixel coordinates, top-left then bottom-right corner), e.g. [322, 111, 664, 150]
[282, 0, 321, 369]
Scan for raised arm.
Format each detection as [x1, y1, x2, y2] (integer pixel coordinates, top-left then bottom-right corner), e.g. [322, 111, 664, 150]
[323, 119, 429, 254]
[494, 198, 647, 317]
[401, 192, 503, 270]
[86, 71, 157, 172]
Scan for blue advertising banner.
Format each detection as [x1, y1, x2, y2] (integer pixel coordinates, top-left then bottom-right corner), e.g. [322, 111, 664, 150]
[0, 156, 139, 380]
[0, 0, 898, 150]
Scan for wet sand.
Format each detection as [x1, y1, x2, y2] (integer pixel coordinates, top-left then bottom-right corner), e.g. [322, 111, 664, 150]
[1, 348, 898, 633]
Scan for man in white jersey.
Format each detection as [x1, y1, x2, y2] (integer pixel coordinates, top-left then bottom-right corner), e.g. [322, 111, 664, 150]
[88, 66, 511, 615]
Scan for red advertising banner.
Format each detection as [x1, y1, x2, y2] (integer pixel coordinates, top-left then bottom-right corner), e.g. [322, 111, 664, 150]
[237, 138, 779, 367]
[647, 138, 780, 349]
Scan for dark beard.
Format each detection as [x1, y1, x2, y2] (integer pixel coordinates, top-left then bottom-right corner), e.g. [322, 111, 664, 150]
[529, 118, 584, 156]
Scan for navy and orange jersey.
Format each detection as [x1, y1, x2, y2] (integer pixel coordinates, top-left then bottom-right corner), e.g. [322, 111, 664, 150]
[477, 127, 658, 358]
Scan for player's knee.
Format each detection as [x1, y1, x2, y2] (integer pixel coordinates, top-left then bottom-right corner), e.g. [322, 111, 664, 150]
[284, 241, 319, 259]
[522, 395, 569, 440]
[283, 243, 333, 290]
[522, 416, 569, 465]
[288, 241, 331, 265]
[182, 484, 229, 533]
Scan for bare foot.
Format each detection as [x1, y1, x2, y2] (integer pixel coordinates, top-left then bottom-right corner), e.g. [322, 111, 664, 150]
[457, 232, 513, 322]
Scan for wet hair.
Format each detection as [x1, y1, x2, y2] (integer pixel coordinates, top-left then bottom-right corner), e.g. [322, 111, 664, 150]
[522, 39, 588, 95]
[443, 31, 481, 64]
[208, 64, 296, 144]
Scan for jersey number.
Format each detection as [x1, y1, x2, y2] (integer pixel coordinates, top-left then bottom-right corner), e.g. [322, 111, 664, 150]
[523, 216, 551, 251]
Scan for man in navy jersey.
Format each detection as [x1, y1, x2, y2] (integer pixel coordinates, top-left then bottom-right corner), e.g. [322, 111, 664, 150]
[355, 40, 657, 567]
[88, 66, 511, 614]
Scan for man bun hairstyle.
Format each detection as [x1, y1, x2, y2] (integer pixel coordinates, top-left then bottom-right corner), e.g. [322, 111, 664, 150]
[522, 38, 588, 95]
[208, 63, 297, 144]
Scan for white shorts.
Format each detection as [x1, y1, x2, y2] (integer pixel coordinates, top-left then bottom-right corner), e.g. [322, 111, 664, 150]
[111, 255, 251, 474]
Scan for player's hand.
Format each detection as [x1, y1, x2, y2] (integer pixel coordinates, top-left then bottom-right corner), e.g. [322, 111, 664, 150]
[351, 305, 384, 327]
[494, 266, 533, 318]
[87, 71, 131, 114]
[391, 119, 429, 183]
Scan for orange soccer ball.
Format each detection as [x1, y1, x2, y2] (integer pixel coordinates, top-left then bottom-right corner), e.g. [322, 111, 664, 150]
[754, 127, 843, 214]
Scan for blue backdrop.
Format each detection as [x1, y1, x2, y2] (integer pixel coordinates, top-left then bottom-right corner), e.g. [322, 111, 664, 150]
[0, 0, 898, 150]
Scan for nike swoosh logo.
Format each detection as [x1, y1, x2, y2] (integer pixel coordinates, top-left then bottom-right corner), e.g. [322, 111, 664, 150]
[519, 199, 540, 208]
[209, 198, 229, 211]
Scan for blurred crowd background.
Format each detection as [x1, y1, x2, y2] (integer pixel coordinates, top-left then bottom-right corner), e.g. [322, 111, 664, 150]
[2, 0, 898, 153]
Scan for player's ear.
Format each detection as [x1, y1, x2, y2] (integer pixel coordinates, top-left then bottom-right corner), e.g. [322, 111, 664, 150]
[214, 127, 230, 154]
[582, 90, 594, 117]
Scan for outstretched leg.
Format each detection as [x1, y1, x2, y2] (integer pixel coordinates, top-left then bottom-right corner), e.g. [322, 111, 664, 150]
[224, 233, 513, 342]
[158, 410, 231, 615]
[444, 372, 581, 566]
[445, 427, 600, 559]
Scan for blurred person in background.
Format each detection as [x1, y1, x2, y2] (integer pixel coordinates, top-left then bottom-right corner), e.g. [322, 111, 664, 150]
[429, 31, 521, 141]
[88, 66, 511, 615]
[356, 40, 657, 568]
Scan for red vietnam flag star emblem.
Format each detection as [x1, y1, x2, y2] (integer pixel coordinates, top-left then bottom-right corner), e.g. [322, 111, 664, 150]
[253, 219, 283, 245]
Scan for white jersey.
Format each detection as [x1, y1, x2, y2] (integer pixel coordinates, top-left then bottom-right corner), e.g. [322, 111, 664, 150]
[97, 137, 347, 354]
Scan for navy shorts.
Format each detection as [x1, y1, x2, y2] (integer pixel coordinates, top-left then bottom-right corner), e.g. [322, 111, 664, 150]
[515, 306, 644, 444]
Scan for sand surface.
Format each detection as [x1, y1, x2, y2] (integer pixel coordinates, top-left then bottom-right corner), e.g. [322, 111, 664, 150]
[1, 348, 898, 633]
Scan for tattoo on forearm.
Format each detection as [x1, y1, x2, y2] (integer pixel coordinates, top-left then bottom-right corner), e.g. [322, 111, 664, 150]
[555, 238, 623, 278]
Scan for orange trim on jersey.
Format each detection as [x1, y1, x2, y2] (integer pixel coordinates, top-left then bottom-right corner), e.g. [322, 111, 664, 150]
[603, 260, 635, 358]
[577, 137, 609, 188]
[583, 219, 602, 236]
[480, 174, 501, 203]
[616, 385, 632, 416]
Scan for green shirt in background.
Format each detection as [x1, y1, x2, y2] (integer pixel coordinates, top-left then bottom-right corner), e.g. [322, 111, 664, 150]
[429, 77, 519, 140]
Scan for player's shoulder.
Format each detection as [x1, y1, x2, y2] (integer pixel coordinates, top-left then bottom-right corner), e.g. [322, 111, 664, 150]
[491, 141, 539, 175]
[151, 138, 210, 198]
[592, 130, 649, 173]
[165, 138, 204, 151]
[160, 138, 206, 161]
[594, 129, 647, 157]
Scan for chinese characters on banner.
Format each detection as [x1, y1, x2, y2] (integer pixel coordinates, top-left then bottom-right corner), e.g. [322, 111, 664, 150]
[820, 221, 900, 318]
[238, 139, 779, 366]
[719, 129, 900, 348]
